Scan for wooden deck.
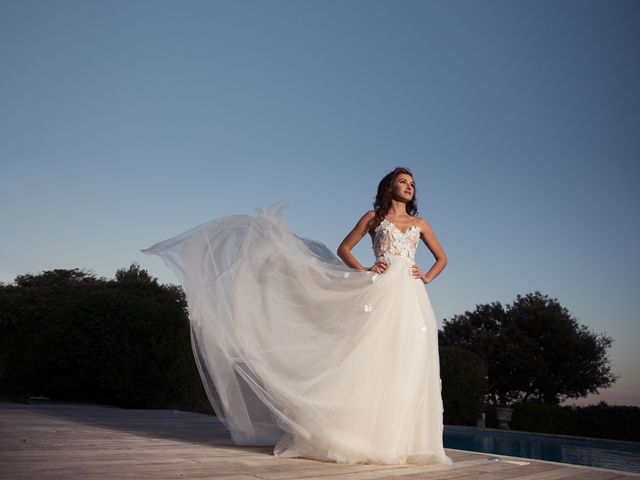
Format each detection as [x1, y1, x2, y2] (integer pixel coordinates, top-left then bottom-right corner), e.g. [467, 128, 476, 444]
[1, 398, 638, 479]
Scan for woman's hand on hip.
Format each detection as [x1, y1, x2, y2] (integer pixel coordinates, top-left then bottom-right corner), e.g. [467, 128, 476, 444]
[368, 260, 388, 274]
[411, 264, 429, 283]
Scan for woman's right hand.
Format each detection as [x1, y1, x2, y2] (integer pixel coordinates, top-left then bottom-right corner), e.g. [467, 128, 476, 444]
[368, 260, 388, 274]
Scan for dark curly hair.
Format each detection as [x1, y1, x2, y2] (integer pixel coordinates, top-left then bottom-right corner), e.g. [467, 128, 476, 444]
[372, 167, 418, 230]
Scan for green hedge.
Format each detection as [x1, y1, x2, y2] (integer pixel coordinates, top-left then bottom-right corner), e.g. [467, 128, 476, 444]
[439, 346, 487, 426]
[0, 267, 488, 426]
[0, 267, 212, 414]
[511, 400, 640, 441]
[5, 267, 637, 442]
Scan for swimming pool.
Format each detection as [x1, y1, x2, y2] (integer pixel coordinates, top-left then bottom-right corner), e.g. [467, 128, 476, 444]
[444, 425, 640, 473]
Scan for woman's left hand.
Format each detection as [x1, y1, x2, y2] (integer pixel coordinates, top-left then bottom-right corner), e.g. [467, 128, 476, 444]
[411, 264, 429, 284]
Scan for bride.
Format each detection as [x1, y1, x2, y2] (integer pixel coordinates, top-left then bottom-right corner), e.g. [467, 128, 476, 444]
[141, 167, 453, 466]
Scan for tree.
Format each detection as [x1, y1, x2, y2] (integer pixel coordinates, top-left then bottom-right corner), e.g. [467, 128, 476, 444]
[14, 268, 102, 287]
[115, 262, 159, 284]
[439, 291, 617, 407]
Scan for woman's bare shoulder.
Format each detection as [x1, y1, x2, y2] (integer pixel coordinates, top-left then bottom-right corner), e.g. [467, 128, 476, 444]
[414, 215, 434, 232]
[354, 210, 376, 232]
[353, 210, 374, 222]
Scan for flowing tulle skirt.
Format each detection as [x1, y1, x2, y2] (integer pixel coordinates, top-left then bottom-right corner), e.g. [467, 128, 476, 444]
[140, 204, 452, 465]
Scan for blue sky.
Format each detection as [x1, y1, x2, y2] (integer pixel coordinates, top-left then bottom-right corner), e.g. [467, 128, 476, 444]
[1, 0, 638, 407]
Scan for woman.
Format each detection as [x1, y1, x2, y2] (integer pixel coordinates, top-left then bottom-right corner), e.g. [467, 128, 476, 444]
[141, 167, 452, 466]
[337, 167, 448, 284]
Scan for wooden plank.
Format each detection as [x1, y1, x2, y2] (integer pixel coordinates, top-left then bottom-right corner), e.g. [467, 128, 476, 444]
[1, 401, 638, 480]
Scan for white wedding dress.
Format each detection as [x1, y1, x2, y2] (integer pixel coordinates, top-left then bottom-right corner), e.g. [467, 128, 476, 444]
[141, 204, 453, 466]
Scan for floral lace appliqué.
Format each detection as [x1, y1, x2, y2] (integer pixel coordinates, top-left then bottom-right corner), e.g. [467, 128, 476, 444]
[373, 219, 421, 263]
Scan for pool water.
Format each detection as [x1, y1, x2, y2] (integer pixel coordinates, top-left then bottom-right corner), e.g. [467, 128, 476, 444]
[444, 425, 640, 473]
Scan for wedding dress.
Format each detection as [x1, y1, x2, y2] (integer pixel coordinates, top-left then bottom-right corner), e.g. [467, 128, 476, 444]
[140, 204, 453, 465]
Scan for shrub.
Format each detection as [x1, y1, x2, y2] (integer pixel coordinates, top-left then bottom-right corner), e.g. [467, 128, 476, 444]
[440, 346, 487, 425]
[510, 400, 577, 433]
[0, 266, 212, 414]
[510, 399, 640, 441]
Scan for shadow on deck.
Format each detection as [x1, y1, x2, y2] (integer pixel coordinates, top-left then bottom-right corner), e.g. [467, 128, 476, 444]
[1, 398, 638, 479]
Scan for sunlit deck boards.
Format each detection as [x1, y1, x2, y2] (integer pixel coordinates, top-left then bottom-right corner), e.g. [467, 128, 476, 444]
[1, 400, 637, 479]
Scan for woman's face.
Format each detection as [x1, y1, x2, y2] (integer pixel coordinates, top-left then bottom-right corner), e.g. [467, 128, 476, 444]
[391, 173, 415, 202]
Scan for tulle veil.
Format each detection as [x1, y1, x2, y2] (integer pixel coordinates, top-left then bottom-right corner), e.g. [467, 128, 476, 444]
[140, 203, 373, 445]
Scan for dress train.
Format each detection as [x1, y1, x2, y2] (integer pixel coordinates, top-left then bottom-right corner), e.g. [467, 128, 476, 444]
[140, 204, 452, 465]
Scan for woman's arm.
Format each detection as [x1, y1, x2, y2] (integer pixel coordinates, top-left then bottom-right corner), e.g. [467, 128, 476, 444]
[337, 211, 375, 271]
[412, 217, 448, 283]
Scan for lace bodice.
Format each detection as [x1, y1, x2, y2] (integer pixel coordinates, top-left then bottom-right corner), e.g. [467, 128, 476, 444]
[373, 219, 421, 263]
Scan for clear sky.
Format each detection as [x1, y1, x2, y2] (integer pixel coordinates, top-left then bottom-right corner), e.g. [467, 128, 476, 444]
[1, 0, 638, 407]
